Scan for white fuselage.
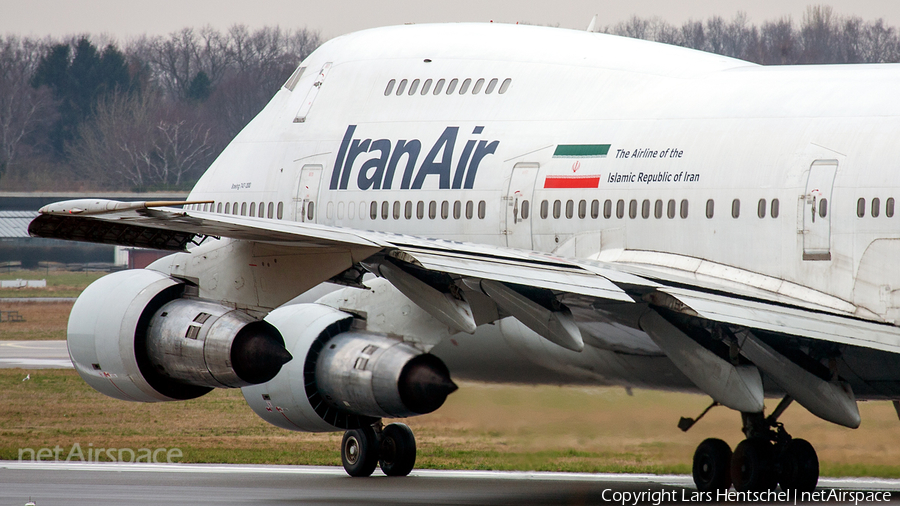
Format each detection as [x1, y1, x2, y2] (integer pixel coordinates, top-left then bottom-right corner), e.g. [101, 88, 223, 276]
[185, 24, 900, 391]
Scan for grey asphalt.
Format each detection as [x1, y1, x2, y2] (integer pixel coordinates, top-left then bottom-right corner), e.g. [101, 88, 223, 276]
[2, 462, 900, 506]
[0, 340, 70, 368]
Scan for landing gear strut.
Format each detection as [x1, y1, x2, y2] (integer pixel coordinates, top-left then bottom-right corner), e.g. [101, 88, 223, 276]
[688, 396, 819, 493]
[341, 422, 417, 477]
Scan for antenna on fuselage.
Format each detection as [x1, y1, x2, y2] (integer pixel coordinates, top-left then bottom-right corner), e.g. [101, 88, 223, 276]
[586, 14, 598, 32]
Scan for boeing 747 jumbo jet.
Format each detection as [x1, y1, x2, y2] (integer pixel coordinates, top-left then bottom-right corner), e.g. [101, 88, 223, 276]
[28, 22, 900, 493]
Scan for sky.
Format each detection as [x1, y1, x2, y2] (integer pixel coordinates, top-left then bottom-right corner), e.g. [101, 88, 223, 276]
[3, 0, 900, 41]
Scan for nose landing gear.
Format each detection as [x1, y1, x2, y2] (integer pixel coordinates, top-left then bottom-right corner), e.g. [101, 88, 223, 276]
[688, 396, 819, 493]
[341, 422, 418, 477]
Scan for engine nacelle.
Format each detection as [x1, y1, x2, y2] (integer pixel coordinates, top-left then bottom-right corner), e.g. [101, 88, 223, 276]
[243, 304, 457, 432]
[68, 269, 291, 402]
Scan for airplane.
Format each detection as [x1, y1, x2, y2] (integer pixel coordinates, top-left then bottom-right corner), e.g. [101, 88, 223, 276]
[27, 21, 900, 493]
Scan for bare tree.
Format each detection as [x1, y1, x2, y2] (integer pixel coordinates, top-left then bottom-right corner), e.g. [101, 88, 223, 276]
[69, 91, 215, 189]
[0, 36, 56, 178]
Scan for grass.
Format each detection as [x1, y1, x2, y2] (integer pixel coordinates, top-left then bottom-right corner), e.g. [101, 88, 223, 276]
[0, 269, 106, 298]
[0, 301, 72, 340]
[2, 369, 900, 477]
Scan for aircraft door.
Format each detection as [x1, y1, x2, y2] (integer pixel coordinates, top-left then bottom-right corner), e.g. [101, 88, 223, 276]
[504, 162, 539, 249]
[295, 165, 322, 222]
[802, 160, 837, 261]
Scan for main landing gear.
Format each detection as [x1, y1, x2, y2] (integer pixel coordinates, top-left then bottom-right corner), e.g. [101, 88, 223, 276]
[689, 396, 819, 493]
[341, 422, 417, 477]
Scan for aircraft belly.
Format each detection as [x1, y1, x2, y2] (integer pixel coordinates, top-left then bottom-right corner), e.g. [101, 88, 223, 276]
[431, 316, 697, 391]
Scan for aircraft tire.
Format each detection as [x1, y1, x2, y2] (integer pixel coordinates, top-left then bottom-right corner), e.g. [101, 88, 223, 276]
[379, 423, 417, 477]
[341, 426, 379, 477]
[777, 438, 819, 493]
[692, 438, 733, 492]
[731, 437, 777, 492]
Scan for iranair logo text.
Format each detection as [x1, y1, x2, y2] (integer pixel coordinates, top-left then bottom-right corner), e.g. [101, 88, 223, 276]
[329, 125, 498, 191]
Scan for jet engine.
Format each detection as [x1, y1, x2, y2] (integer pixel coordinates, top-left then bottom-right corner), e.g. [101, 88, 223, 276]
[243, 303, 458, 432]
[67, 269, 292, 403]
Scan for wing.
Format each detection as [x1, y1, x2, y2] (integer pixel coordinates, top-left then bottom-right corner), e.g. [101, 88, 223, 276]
[29, 199, 900, 427]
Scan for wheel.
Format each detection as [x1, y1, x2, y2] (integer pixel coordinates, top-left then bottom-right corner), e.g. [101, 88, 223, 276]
[341, 426, 379, 477]
[731, 438, 777, 492]
[692, 438, 733, 493]
[379, 423, 417, 476]
[778, 438, 819, 493]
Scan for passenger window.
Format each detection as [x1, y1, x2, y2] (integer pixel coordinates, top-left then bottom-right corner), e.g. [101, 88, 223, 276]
[565, 200, 574, 219]
[680, 199, 689, 219]
[770, 199, 779, 218]
[268, 202, 274, 219]
[396, 79, 407, 96]
[578, 199, 586, 219]
[466, 200, 474, 219]
[433, 79, 445, 95]
[233, 202, 238, 214]
[499, 78, 512, 94]
[478, 200, 486, 219]
[872, 197, 881, 218]
[629, 199, 637, 219]
[591, 200, 600, 219]
[382, 201, 389, 220]
[277, 202, 283, 220]
[459, 78, 471, 94]
[307, 202, 315, 221]
[521, 200, 529, 219]
[731, 199, 740, 218]
[857, 198, 866, 218]
[705, 199, 714, 219]
[417, 201, 425, 219]
[384, 79, 395, 96]
[758, 199, 766, 219]
[241, 202, 247, 216]
[655, 199, 663, 219]
[485, 78, 498, 94]
[258, 202, 265, 217]
[446, 78, 458, 94]
[604, 199, 612, 219]
[616, 199, 625, 219]
[421, 79, 432, 95]
[453, 201, 461, 219]
[553, 200, 561, 219]
[667, 199, 676, 219]
[408, 79, 419, 95]
[540, 200, 549, 219]
[888, 198, 895, 218]
[370, 201, 378, 220]
[441, 200, 449, 219]
[224, 202, 231, 214]
[429, 201, 437, 219]
[641, 199, 650, 219]
[405, 201, 413, 219]
[336, 201, 343, 219]
[819, 198, 827, 218]
[219, 202, 225, 214]
[472, 78, 485, 94]
[393, 201, 401, 219]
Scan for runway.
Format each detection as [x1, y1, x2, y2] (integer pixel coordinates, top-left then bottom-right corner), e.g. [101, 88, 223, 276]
[0, 340, 71, 368]
[2, 462, 900, 506]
